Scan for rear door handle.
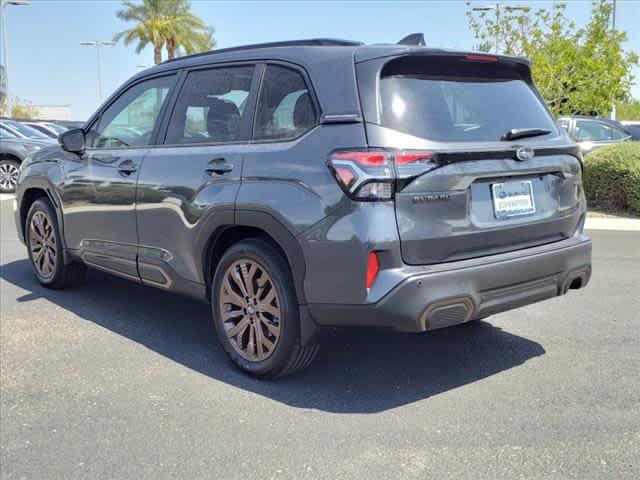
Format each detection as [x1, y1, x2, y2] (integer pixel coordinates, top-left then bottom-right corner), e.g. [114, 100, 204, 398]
[205, 158, 233, 175]
[117, 159, 137, 176]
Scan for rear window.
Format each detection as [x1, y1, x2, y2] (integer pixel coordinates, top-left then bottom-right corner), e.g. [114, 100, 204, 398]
[378, 56, 556, 142]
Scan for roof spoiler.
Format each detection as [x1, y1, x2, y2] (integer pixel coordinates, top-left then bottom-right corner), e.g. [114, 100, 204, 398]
[397, 33, 426, 47]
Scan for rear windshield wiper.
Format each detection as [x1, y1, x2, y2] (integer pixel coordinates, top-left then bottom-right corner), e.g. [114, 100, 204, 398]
[501, 128, 552, 141]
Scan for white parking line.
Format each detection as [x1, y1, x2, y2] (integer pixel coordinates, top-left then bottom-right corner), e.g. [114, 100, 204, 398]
[0, 193, 15, 202]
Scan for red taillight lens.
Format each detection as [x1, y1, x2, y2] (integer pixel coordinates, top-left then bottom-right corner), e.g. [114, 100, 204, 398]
[395, 151, 433, 165]
[366, 251, 379, 289]
[328, 150, 394, 201]
[328, 149, 436, 201]
[332, 151, 388, 166]
[465, 54, 498, 62]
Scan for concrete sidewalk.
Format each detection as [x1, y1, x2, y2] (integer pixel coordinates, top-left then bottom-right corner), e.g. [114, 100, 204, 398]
[585, 211, 640, 231]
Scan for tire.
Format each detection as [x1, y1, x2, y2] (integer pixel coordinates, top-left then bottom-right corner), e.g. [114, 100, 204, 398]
[0, 159, 20, 193]
[211, 238, 319, 378]
[25, 198, 87, 289]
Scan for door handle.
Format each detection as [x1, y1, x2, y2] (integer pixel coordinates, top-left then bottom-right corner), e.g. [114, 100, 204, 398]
[117, 159, 137, 176]
[205, 158, 233, 175]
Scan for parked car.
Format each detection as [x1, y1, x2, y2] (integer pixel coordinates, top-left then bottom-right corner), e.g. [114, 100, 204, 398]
[557, 115, 631, 154]
[620, 120, 640, 141]
[14, 37, 591, 377]
[21, 121, 68, 139]
[0, 119, 55, 142]
[0, 128, 52, 193]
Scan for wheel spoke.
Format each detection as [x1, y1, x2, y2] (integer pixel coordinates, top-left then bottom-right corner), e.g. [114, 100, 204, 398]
[256, 302, 280, 317]
[226, 316, 249, 338]
[259, 316, 280, 337]
[221, 276, 245, 307]
[240, 262, 256, 297]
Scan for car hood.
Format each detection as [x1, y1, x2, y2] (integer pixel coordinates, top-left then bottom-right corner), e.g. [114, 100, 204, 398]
[1, 137, 56, 148]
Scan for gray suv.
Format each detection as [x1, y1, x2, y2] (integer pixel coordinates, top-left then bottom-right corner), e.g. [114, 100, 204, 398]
[14, 38, 592, 378]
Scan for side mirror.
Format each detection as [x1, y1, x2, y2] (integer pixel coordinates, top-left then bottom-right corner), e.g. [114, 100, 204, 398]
[59, 128, 86, 154]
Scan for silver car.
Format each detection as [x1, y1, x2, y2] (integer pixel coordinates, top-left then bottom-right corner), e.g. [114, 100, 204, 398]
[557, 115, 631, 154]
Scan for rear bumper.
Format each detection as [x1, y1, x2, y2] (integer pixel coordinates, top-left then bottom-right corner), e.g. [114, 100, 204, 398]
[308, 235, 592, 332]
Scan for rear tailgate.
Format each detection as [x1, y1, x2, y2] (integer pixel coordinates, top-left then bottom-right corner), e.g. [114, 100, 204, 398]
[356, 52, 585, 265]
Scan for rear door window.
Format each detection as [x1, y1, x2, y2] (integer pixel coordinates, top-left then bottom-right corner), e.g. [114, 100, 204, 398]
[574, 120, 620, 142]
[164, 66, 254, 145]
[377, 56, 556, 142]
[253, 65, 317, 141]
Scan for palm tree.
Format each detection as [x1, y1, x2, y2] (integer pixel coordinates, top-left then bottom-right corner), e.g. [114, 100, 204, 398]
[114, 0, 214, 65]
[163, 4, 216, 60]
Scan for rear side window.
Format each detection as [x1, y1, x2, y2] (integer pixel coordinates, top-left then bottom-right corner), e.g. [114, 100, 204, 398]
[165, 66, 254, 145]
[254, 65, 316, 141]
[377, 56, 556, 142]
[575, 120, 627, 141]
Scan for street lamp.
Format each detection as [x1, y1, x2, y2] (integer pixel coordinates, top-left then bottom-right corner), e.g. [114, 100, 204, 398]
[80, 40, 115, 103]
[1, 0, 29, 117]
[471, 3, 529, 53]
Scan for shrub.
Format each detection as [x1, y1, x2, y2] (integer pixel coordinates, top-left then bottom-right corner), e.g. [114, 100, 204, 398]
[582, 142, 640, 215]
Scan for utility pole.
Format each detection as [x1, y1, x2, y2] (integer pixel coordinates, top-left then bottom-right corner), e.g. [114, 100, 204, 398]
[611, 0, 617, 120]
[471, 3, 529, 54]
[1, 0, 29, 117]
[80, 40, 115, 103]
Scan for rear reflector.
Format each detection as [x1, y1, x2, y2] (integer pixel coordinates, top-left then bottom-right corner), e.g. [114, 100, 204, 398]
[366, 252, 379, 289]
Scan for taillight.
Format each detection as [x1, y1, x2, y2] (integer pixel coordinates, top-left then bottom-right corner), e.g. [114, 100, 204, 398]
[366, 251, 379, 289]
[328, 149, 435, 201]
[465, 54, 498, 62]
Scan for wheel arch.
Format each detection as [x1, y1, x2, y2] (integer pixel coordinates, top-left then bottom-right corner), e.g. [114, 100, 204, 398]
[201, 210, 307, 304]
[17, 177, 64, 244]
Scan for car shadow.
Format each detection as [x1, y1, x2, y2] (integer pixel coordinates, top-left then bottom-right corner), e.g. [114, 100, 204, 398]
[1, 259, 545, 413]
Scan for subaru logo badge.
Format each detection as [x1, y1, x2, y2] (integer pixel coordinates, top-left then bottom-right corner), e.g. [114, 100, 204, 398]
[516, 146, 534, 161]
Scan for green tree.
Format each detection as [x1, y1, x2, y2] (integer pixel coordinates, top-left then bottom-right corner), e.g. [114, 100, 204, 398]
[114, 0, 214, 65]
[466, 0, 638, 116]
[616, 100, 640, 121]
[0, 96, 40, 119]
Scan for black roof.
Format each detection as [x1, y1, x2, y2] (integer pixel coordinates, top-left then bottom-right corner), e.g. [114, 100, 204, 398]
[162, 38, 363, 65]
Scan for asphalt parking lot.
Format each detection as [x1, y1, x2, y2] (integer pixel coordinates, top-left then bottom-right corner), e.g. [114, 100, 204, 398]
[1, 197, 639, 479]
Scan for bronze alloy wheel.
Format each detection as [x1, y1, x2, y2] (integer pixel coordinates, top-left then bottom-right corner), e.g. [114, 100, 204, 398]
[29, 210, 57, 279]
[219, 259, 282, 361]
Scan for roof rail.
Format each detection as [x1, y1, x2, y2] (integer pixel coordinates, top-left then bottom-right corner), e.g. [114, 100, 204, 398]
[162, 38, 364, 64]
[397, 33, 426, 47]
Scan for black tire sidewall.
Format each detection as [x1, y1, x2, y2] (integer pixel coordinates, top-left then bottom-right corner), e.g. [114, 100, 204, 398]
[211, 239, 300, 378]
[0, 159, 20, 193]
[26, 198, 66, 286]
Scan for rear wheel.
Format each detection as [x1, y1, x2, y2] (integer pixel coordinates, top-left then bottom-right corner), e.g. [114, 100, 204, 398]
[0, 159, 20, 193]
[26, 198, 87, 288]
[211, 239, 318, 378]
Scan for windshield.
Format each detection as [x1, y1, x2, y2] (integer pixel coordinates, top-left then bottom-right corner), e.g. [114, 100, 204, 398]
[2, 120, 50, 139]
[378, 58, 557, 143]
[45, 123, 69, 134]
[0, 126, 17, 138]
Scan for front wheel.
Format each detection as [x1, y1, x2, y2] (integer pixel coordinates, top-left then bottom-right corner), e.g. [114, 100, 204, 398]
[211, 239, 318, 378]
[26, 198, 87, 289]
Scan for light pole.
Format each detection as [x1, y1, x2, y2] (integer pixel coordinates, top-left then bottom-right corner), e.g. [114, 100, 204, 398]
[1, 0, 29, 117]
[471, 3, 529, 54]
[80, 40, 115, 103]
[611, 0, 617, 120]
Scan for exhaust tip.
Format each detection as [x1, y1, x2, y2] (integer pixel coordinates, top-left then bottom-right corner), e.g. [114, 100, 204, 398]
[421, 296, 475, 331]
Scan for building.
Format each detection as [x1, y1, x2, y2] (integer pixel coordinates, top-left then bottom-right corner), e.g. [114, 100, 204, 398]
[32, 105, 71, 121]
